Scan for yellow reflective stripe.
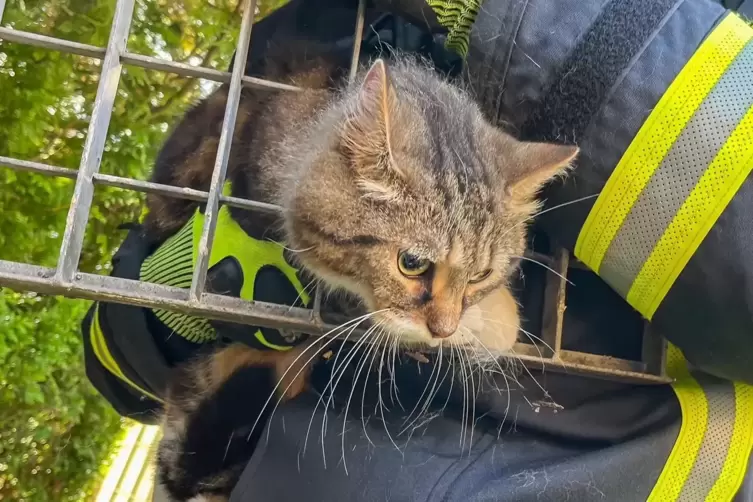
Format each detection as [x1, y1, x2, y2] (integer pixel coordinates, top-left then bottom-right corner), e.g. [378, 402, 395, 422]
[91, 305, 164, 403]
[649, 344, 753, 501]
[575, 14, 753, 273]
[628, 106, 753, 318]
[706, 382, 753, 501]
[254, 329, 293, 351]
[648, 345, 709, 502]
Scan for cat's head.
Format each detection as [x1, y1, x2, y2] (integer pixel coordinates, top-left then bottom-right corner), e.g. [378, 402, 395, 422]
[282, 58, 578, 354]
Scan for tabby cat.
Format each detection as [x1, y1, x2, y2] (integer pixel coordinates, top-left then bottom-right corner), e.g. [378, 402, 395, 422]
[150, 54, 578, 500]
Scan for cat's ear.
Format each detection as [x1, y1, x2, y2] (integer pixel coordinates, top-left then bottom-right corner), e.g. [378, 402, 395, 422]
[505, 140, 579, 203]
[341, 58, 397, 165]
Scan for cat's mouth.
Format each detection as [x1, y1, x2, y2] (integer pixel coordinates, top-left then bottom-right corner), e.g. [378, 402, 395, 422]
[317, 287, 519, 355]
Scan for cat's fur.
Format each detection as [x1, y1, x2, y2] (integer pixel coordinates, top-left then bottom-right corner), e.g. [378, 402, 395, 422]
[150, 54, 577, 500]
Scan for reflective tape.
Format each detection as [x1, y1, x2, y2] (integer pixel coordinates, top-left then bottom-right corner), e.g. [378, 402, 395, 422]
[91, 304, 164, 403]
[575, 13, 753, 319]
[647, 345, 753, 502]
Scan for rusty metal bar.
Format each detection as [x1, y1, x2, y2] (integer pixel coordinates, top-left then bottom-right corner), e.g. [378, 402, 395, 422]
[189, 0, 257, 301]
[0, 27, 301, 92]
[642, 324, 668, 377]
[540, 248, 569, 356]
[54, 0, 135, 284]
[348, 0, 367, 82]
[511, 343, 667, 384]
[0, 257, 670, 384]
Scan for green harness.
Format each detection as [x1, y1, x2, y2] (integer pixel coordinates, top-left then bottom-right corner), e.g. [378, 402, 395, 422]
[140, 200, 310, 349]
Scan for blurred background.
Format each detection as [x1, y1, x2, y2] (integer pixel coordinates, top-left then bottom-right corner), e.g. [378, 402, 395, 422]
[0, 0, 287, 499]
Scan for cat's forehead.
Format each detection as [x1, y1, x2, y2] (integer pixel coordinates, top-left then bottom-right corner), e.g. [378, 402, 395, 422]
[401, 212, 507, 266]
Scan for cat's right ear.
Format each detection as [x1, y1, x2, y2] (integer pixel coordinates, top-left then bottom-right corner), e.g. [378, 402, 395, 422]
[341, 59, 399, 170]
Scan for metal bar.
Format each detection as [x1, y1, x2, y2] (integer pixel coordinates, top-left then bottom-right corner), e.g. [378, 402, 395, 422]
[0, 260, 336, 334]
[348, 0, 367, 82]
[540, 247, 569, 356]
[512, 343, 668, 384]
[0, 156, 285, 214]
[189, 0, 257, 301]
[0, 259, 670, 384]
[220, 193, 281, 216]
[0, 27, 300, 92]
[0, 27, 106, 58]
[0, 156, 78, 179]
[121, 52, 301, 92]
[54, 0, 135, 284]
[641, 323, 668, 377]
[0, 0, 9, 25]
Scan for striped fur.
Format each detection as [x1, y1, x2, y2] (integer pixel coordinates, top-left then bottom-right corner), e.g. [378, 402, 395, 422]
[150, 55, 578, 501]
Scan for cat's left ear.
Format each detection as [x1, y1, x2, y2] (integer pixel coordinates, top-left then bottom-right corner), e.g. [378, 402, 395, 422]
[341, 59, 398, 166]
[505, 140, 579, 202]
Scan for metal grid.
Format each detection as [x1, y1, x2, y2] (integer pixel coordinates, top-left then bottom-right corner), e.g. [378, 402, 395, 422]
[0, 0, 670, 385]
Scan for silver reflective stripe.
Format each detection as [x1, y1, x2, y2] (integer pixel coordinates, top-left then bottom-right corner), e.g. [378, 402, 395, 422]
[599, 39, 753, 296]
[677, 375, 737, 502]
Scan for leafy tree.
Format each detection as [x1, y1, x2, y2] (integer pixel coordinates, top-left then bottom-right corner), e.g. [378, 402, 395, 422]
[0, 0, 287, 499]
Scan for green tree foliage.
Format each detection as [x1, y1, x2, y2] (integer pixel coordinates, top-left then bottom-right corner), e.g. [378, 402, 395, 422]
[0, 0, 287, 499]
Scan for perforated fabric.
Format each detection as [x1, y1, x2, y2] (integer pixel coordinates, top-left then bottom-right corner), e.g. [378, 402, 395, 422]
[629, 103, 753, 316]
[648, 345, 753, 502]
[706, 383, 753, 500]
[648, 345, 710, 502]
[600, 38, 753, 297]
[677, 375, 735, 501]
[140, 212, 216, 343]
[576, 15, 752, 273]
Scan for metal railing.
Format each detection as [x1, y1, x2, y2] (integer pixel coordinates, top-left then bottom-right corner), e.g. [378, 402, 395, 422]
[0, 0, 670, 385]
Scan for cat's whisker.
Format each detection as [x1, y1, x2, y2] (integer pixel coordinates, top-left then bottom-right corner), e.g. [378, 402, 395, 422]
[399, 343, 445, 436]
[390, 336, 405, 411]
[462, 343, 479, 456]
[303, 315, 371, 461]
[506, 345, 551, 399]
[269, 241, 318, 254]
[512, 255, 574, 286]
[456, 327, 509, 378]
[288, 277, 321, 313]
[450, 343, 467, 453]
[499, 193, 600, 241]
[458, 327, 514, 425]
[418, 350, 447, 425]
[400, 343, 442, 431]
[318, 319, 381, 467]
[340, 324, 389, 473]
[437, 344, 457, 420]
[473, 312, 567, 372]
[377, 331, 404, 456]
[361, 325, 389, 448]
[249, 310, 384, 446]
[478, 314, 546, 362]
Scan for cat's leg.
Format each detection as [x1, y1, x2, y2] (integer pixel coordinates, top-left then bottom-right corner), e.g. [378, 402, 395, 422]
[156, 342, 313, 501]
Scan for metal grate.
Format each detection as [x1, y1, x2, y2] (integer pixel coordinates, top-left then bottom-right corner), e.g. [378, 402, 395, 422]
[0, 0, 670, 385]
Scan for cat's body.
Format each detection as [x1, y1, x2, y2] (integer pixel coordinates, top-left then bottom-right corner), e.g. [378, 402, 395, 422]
[150, 53, 577, 501]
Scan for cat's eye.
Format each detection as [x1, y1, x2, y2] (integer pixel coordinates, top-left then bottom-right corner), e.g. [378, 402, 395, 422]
[398, 251, 431, 277]
[469, 269, 493, 284]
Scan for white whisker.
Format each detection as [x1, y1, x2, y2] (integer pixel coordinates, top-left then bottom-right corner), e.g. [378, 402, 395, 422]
[249, 310, 385, 446]
[513, 255, 574, 286]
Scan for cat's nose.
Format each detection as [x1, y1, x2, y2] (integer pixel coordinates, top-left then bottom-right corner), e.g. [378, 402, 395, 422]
[427, 318, 458, 339]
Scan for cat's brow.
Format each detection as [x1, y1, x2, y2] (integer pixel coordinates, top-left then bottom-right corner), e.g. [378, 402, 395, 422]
[295, 215, 383, 246]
